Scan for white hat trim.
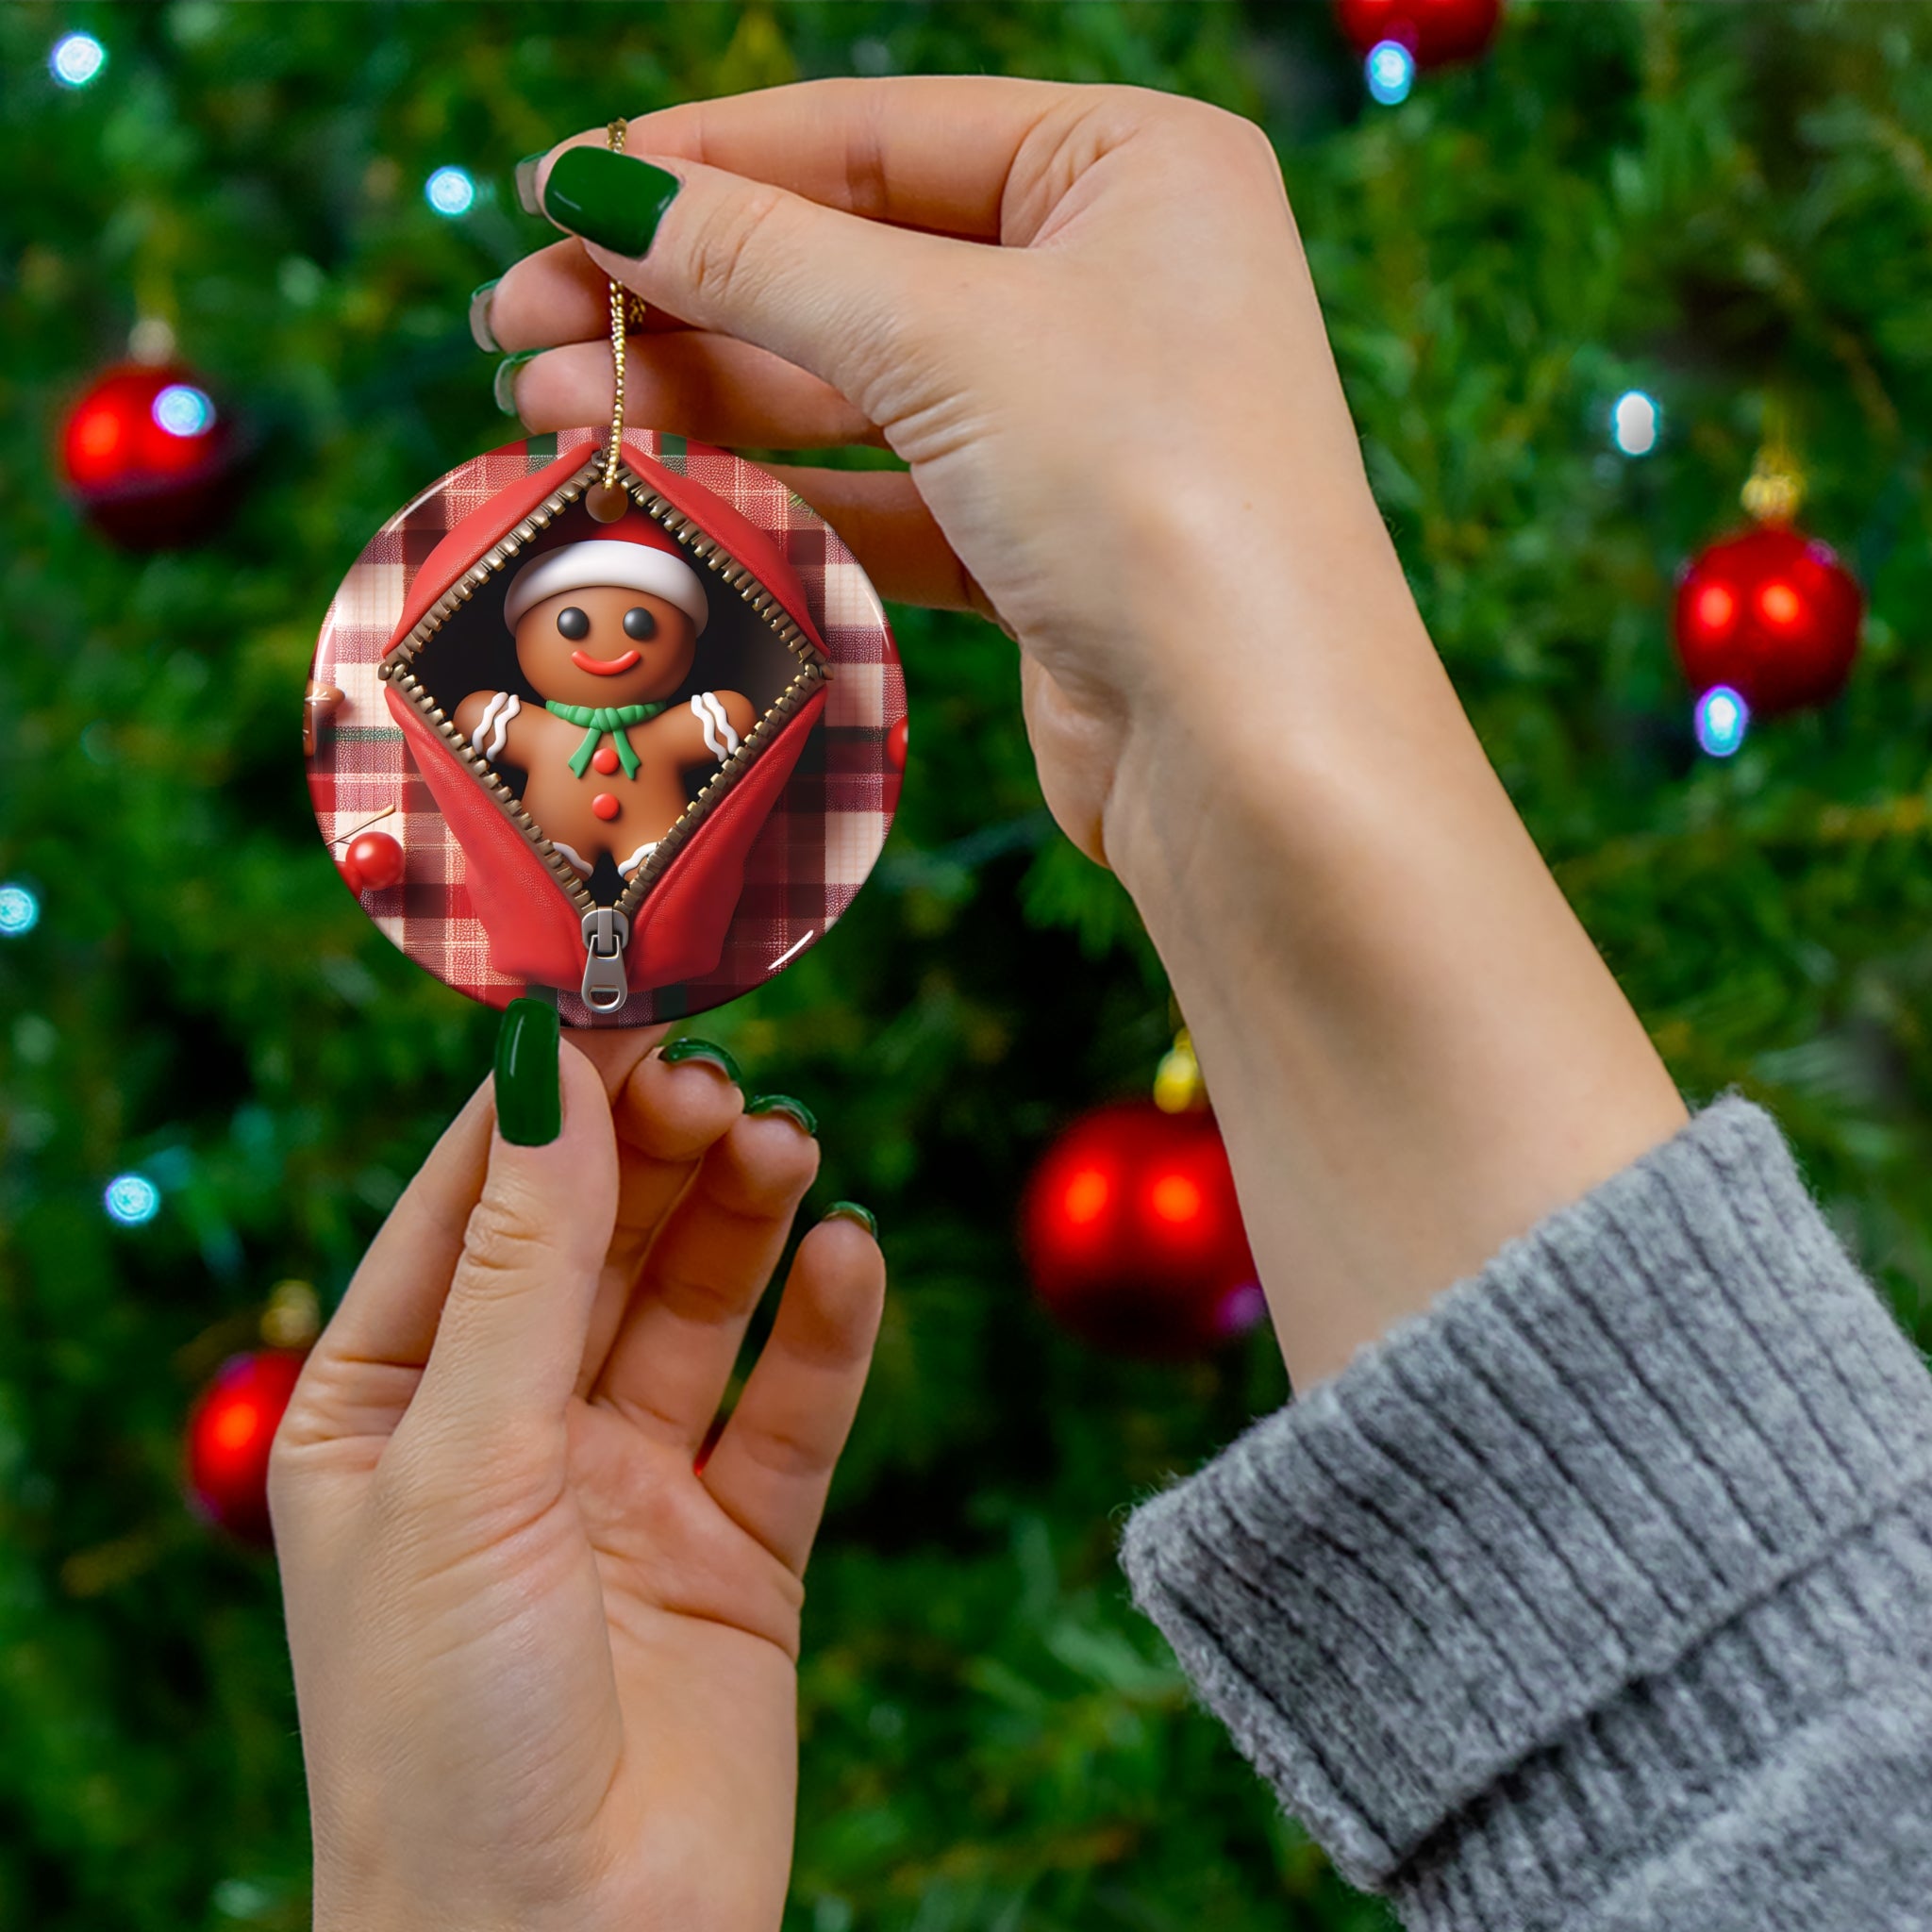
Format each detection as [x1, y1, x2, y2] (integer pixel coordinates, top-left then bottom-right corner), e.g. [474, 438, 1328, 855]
[503, 539, 709, 634]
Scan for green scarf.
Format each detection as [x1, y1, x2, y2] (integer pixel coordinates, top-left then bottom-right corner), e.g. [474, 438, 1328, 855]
[545, 700, 664, 779]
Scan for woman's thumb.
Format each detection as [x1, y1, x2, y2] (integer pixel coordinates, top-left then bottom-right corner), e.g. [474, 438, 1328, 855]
[405, 1003, 618, 1448]
[526, 142, 967, 414]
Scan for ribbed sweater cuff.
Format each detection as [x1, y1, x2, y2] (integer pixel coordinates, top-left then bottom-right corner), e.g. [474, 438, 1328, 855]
[1120, 1098, 1932, 1920]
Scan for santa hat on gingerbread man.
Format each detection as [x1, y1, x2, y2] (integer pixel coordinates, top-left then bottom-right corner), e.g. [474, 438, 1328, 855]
[501, 512, 710, 635]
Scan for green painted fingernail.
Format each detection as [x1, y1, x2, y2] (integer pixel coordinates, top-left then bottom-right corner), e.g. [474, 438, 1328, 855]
[468, 278, 501, 353]
[493, 350, 539, 416]
[659, 1036, 741, 1085]
[494, 998, 561, 1146]
[514, 152, 546, 216]
[824, 1201, 877, 1238]
[746, 1093, 818, 1137]
[541, 146, 681, 258]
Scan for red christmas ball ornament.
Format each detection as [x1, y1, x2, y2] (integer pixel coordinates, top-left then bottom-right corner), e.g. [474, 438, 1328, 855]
[341, 829, 406, 893]
[1021, 1100, 1263, 1359]
[184, 1348, 307, 1545]
[1334, 0, 1502, 67]
[1674, 524, 1862, 718]
[59, 362, 241, 548]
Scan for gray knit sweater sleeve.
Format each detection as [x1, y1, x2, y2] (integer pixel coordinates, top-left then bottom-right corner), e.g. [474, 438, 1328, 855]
[1119, 1098, 1932, 1930]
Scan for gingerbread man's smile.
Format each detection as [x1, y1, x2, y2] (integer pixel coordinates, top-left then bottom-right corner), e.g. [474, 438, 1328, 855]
[570, 646, 642, 676]
[454, 521, 753, 894]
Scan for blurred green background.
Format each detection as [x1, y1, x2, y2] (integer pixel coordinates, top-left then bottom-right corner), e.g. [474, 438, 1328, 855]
[7, 3, 1932, 1927]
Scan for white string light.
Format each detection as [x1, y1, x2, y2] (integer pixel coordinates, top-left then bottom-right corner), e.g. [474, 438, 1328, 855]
[1694, 685, 1749, 758]
[425, 166, 476, 217]
[1366, 41, 1416, 106]
[0, 883, 41, 936]
[50, 32, 106, 88]
[104, 1174, 162, 1226]
[1611, 390, 1660, 457]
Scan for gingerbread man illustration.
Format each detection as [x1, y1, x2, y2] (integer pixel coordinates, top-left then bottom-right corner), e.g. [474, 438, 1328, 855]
[454, 516, 756, 882]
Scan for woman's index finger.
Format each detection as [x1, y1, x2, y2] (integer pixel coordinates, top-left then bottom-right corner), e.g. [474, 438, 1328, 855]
[614, 75, 1079, 241]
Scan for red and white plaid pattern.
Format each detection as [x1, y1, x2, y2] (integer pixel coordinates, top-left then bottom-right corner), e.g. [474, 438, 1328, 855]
[308, 428, 904, 1025]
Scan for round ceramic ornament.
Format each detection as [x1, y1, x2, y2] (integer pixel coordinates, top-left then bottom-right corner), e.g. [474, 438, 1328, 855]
[307, 425, 904, 1025]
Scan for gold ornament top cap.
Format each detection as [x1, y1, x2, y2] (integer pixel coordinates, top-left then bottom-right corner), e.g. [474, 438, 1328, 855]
[1741, 448, 1805, 525]
[260, 1278, 322, 1351]
[1154, 1025, 1208, 1114]
[1742, 400, 1805, 525]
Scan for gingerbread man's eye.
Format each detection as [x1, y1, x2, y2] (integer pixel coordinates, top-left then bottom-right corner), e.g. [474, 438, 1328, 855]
[556, 607, 591, 641]
[623, 607, 658, 641]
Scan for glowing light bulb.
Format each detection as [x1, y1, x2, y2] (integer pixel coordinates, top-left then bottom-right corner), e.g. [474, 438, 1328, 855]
[1148, 1172, 1205, 1226]
[1611, 390, 1659, 457]
[1365, 40, 1416, 106]
[1694, 685, 1749, 758]
[0, 883, 40, 936]
[425, 166, 476, 217]
[1694, 582, 1737, 636]
[152, 384, 215, 438]
[1757, 580, 1802, 627]
[1061, 1168, 1110, 1227]
[72, 403, 124, 465]
[211, 1400, 263, 1453]
[104, 1174, 161, 1226]
[50, 32, 106, 88]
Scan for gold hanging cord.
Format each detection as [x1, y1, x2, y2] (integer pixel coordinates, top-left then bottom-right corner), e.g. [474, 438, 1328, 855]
[587, 118, 649, 523]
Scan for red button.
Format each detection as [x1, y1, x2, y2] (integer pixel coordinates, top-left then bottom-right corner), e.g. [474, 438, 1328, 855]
[591, 744, 621, 775]
[591, 792, 621, 822]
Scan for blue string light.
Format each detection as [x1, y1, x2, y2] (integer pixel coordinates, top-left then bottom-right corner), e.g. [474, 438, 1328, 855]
[152, 384, 216, 438]
[425, 166, 476, 217]
[0, 883, 40, 936]
[1611, 390, 1660, 457]
[1365, 41, 1416, 106]
[104, 1174, 162, 1226]
[1694, 685, 1749, 758]
[50, 32, 106, 88]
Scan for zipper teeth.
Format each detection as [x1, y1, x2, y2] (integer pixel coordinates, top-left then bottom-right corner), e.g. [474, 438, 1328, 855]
[618, 661, 821, 904]
[610, 475, 826, 917]
[642, 498, 824, 674]
[387, 485, 589, 672]
[381, 463, 601, 914]
[375, 455, 829, 928]
[386, 662, 595, 908]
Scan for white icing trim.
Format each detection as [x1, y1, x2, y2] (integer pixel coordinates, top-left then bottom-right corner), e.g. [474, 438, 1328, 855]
[476, 690, 520, 763]
[551, 840, 595, 877]
[503, 540, 709, 633]
[617, 841, 658, 876]
[691, 691, 740, 760]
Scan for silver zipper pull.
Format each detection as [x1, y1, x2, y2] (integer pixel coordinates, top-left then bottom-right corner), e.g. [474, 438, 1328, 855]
[579, 907, 631, 1012]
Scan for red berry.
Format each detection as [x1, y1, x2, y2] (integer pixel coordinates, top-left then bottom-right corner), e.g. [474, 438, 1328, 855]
[886, 714, 909, 772]
[344, 830, 405, 891]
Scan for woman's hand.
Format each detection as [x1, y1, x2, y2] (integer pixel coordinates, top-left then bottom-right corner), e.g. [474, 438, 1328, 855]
[490, 78, 1380, 874]
[271, 1025, 883, 1932]
[482, 76, 1685, 1390]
